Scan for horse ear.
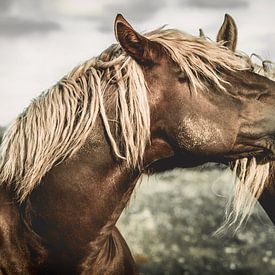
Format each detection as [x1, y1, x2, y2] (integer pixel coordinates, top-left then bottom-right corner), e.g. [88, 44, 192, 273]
[114, 14, 155, 64]
[217, 14, 238, 51]
[199, 28, 205, 38]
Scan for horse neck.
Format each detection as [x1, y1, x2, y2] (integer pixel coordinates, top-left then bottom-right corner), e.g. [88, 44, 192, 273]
[27, 117, 141, 259]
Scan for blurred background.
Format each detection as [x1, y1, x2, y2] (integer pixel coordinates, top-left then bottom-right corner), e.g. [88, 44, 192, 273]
[0, 0, 275, 274]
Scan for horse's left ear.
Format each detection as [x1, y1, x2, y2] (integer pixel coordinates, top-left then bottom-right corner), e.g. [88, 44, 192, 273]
[217, 14, 238, 51]
[114, 14, 156, 64]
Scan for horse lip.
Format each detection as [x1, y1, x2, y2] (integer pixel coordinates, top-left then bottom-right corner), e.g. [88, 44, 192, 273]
[265, 146, 275, 161]
[223, 147, 270, 162]
[255, 139, 275, 160]
[226, 138, 275, 161]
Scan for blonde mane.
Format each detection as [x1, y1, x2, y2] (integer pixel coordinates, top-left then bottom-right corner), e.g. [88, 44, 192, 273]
[245, 53, 275, 81]
[0, 43, 151, 201]
[0, 24, 258, 227]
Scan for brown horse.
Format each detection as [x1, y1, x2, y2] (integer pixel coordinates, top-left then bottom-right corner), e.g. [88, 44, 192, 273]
[215, 14, 275, 227]
[1, 14, 275, 274]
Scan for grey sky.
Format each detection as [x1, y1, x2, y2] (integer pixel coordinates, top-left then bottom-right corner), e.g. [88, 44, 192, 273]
[0, 17, 60, 37]
[186, 0, 249, 9]
[0, 0, 274, 125]
[86, 0, 166, 33]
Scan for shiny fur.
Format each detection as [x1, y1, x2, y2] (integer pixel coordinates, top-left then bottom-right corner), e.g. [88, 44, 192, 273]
[1, 14, 275, 274]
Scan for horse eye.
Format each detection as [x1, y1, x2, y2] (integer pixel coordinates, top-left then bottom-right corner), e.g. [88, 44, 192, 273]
[178, 72, 188, 83]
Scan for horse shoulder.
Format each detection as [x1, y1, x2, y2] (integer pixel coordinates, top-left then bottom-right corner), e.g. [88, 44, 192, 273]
[0, 188, 31, 274]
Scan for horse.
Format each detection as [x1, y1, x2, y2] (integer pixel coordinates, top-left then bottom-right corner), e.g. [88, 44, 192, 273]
[213, 14, 275, 228]
[1, 14, 275, 274]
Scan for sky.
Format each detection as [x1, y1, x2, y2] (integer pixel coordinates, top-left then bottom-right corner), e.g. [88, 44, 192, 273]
[0, 0, 274, 125]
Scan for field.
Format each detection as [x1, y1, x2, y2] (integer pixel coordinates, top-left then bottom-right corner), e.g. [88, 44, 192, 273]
[118, 167, 275, 275]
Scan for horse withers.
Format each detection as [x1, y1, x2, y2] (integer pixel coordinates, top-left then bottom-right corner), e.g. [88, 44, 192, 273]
[1, 14, 275, 274]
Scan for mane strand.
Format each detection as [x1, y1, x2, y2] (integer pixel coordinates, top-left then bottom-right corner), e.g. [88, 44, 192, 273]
[0, 44, 150, 201]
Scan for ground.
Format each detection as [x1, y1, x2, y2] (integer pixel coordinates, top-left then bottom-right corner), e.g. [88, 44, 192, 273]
[118, 167, 275, 275]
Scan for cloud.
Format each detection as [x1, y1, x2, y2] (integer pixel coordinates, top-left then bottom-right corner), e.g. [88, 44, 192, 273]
[106, 0, 166, 22]
[186, 0, 248, 9]
[0, 0, 61, 37]
[0, 0, 166, 35]
[0, 17, 61, 37]
[0, 0, 15, 14]
[82, 0, 166, 33]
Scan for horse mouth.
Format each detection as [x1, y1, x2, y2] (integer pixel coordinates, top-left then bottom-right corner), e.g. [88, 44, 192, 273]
[223, 143, 274, 164]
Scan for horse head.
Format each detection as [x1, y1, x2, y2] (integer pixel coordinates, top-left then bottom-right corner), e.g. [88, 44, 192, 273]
[215, 14, 275, 227]
[115, 14, 275, 228]
[115, 14, 275, 166]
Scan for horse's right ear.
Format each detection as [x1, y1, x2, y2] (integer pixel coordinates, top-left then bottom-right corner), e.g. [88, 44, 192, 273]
[217, 14, 238, 51]
[199, 28, 205, 38]
[114, 14, 156, 65]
